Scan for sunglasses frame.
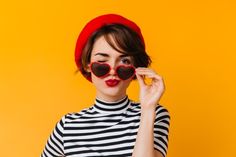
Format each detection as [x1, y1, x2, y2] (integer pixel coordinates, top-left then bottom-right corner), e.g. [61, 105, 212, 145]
[88, 61, 136, 80]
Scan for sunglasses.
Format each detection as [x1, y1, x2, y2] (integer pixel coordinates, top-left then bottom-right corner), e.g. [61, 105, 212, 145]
[89, 62, 136, 80]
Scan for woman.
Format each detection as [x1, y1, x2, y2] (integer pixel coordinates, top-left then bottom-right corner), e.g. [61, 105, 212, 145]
[41, 14, 170, 157]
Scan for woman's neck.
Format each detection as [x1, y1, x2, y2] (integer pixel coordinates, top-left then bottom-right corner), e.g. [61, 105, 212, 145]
[95, 93, 127, 102]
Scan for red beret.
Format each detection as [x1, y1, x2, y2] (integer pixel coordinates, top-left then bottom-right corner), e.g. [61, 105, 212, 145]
[75, 14, 145, 82]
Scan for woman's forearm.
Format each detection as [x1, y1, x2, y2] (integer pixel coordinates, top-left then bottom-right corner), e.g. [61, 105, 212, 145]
[132, 107, 156, 157]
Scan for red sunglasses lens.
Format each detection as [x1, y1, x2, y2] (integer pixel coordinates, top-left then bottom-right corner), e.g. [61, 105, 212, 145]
[91, 62, 110, 77]
[116, 66, 135, 80]
[90, 62, 135, 80]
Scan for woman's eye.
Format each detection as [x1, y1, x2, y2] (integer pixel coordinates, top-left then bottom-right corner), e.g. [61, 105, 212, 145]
[121, 58, 131, 64]
[97, 60, 106, 63]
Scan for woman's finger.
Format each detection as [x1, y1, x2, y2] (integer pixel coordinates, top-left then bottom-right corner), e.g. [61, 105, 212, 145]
[136, 68, 159, 74]
[135, 72, 146, 87]
[136, 71, 162, 80]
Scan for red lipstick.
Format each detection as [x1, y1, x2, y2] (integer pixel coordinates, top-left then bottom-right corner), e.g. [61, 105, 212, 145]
[105, 79, 120, 87]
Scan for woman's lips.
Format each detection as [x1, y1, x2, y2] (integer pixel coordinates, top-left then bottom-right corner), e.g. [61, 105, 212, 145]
[105, 79, 120, 87]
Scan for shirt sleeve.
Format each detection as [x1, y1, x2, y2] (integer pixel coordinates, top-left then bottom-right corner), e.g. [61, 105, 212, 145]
[41, 115, 66, 157]
[153, 105, 171, 157]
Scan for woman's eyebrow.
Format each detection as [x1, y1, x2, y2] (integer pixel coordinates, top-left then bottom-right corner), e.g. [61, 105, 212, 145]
[119, 54, 129, 58]
[94, 53, 109, 57]
[94, 52, 129, 58]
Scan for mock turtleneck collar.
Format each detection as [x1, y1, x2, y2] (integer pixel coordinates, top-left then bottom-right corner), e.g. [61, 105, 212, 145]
[93, 95, 130, 114]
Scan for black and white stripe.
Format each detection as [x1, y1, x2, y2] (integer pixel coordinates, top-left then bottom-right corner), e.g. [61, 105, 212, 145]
[41, 95, 170, 157]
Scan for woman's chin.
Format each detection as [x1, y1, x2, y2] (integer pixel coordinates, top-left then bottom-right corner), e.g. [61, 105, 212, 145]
[97, 88, 125, 99]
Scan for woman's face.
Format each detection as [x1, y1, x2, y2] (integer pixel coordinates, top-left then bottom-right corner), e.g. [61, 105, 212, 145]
[87, 35, 134, 101]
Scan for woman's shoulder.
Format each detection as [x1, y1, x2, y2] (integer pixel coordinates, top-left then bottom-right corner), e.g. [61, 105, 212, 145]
[59, 106, 94, 123]
[155, 104, 170, 115]
[129, 100, 169, 113]
[154, 104, 170, 124]
[129, 100, 170, 119]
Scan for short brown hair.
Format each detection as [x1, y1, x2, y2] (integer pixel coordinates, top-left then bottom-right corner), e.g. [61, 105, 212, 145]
[77, 23, 152, 80]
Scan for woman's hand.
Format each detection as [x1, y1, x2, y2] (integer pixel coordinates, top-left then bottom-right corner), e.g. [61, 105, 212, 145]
[135, 67, 165, 111]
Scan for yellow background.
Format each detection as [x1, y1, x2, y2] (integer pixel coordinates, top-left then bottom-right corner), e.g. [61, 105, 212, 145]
[0, 0, 235, 157]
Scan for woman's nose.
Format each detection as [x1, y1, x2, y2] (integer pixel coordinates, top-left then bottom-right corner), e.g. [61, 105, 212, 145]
[109, 63, 117, 75]
[109, 67, 116, 75]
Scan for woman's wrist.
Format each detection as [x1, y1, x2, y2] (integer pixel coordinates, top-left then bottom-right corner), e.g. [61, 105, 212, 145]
[140, 103, 156, 113]
[140, 106, 156, 123]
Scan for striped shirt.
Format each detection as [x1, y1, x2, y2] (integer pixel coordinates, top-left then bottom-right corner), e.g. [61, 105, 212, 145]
[41, 95, 170, 157]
